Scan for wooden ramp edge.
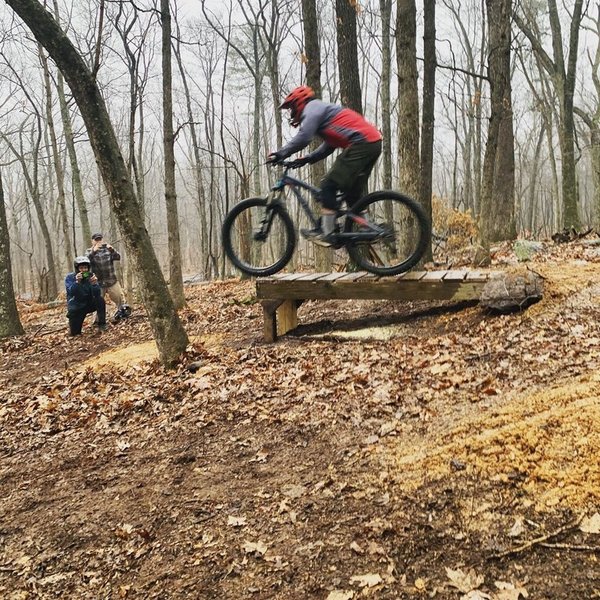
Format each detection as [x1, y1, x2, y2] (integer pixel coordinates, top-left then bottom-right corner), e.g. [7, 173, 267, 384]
[256, 270, 498, 342]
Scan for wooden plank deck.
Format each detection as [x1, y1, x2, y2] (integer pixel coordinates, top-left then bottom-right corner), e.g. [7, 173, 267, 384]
[256, 270, 497, 342]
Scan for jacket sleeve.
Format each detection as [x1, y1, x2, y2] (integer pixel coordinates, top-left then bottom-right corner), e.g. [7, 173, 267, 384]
[111, 248, 121, 261]
[65, 273, 85, 300]
[306, 142, 336, 163]
[277, 102, 326, 158]
[86, 249, 96, 267]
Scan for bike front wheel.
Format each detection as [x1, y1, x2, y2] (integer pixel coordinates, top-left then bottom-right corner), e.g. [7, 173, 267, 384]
[222, 197, 296, 277]
[345, 191, 431, 276]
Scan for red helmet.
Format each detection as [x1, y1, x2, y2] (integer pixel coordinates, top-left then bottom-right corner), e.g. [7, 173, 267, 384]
[279, 85, 315, 127]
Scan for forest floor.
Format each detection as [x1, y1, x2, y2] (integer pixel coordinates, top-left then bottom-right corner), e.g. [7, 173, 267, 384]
[1, 240, 600, 600]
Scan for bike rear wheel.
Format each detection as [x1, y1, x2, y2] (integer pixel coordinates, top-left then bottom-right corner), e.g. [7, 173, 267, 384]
[222, 197, 296, 277]
[345, 191, 431, 276]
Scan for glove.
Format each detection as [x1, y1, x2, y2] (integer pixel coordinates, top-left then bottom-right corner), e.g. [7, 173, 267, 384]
[267, 152, 283, 165]
[289, 156, 311, 169]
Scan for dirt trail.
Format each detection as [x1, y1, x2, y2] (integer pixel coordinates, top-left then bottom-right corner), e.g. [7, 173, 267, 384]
[1, 254, 599, 599]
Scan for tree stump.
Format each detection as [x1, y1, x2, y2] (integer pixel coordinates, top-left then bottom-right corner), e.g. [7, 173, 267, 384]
[480, 271, 543, 312]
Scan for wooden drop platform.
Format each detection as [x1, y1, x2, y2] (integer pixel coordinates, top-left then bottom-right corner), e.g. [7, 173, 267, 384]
[256, 270, 497, 342]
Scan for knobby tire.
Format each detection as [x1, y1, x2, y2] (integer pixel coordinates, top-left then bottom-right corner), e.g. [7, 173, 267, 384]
[222, 197, 296, 277]
[345, 191, 431, 276]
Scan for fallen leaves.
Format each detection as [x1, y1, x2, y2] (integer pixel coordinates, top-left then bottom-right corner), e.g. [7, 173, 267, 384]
[580, 512, 600, 534]
[446, 567, 485, 594]
[227, 515, 247, 527]
[326, 591, 354, 600]
[242, 540, 268, 556]
[445, 568, 528, 600]
[349, 572, 383, 588]
[1, 264, 600, 599]
[494, 581, 529, 600]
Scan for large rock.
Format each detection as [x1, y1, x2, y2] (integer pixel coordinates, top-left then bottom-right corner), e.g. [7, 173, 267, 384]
[480, 271, 544, 312]
[513, 240, 544, 261]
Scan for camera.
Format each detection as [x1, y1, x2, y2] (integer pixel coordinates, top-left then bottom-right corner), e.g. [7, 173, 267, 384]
[101, 243, 107, 248]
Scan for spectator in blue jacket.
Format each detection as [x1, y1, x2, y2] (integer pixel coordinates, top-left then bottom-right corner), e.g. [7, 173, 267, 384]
[65, 256, 107, 336]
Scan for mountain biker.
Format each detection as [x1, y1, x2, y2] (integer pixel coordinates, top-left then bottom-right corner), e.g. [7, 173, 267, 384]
[65, 256, 107, 335]
[268, 86, 382, 247]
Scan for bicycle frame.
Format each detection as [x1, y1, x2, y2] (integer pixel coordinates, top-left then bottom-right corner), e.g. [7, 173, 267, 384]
[267, 168, 392, 247]
[269, 171, 321, 229]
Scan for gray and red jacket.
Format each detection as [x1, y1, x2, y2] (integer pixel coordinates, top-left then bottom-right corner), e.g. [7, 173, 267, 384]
[278, 99, 382, 162]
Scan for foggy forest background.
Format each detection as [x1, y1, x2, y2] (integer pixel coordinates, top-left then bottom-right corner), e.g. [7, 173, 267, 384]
[0, 0, 597, 301]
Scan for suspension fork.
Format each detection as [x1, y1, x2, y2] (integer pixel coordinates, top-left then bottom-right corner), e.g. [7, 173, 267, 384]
[254, 193, 284, 240]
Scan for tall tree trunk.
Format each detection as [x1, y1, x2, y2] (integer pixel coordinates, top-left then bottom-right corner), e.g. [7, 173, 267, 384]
[379, 0, 393, 189]
[4, 0, 188, 366]
[336, 0, 362, 113]
[161, 0, 185, 308]
[514, 0, 584, 228]
[252, 24, 262, 196]
[550, 0, 582, 228]
[173, 32, 209, 275]
[39, 46, 73, 270]
[56, 70, 91, 246]
[52, 0, 90, 246]
[527, 122, 546, 234]
[0, 173, 24, 338]
[420, 0, 436, 260]
[302, 0, 331, 270]
[2, 129, 59, 301]
[396, 0, 420, 198]
[480, 0, 516, 245]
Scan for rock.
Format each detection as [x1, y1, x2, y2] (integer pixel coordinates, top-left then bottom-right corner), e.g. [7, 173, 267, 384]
[186, 360, 205, 373]
[513, 240, 544, 261]
[480, 271, 544, 312]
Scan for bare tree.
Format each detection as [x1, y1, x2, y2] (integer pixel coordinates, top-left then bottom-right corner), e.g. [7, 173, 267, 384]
[2, 117, 59, 300]
[396, 0, 420, 198]
[515, 44, 561, 234]
[39, 45, 74, 268]
[420, 0, 436, 259]
[379, 0, 393, 189]
[440, 0, 486, 215]
[479, 0, 515, 244]
[201, 0, 266, 196]
[53, 0, 91, 246]
[574, 4, 600, 228]
[109, 0, 154, 216]
[514, 0, 585, 228]
[172, 15, 211, 276]
[0, 171, 24, 338]
[3, 0, 188, 366]
[160, 0, 184, 308]
[336, 0, 362, 113]
[301, 0, 331, 270]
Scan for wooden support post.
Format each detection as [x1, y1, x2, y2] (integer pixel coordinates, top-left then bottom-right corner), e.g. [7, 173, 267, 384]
[276, 299, 299, 337]
[261, 299, 301, 341]
[261, 300, 283, 343]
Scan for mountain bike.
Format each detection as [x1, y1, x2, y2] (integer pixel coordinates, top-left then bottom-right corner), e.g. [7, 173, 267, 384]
[222, 161, 431, 277]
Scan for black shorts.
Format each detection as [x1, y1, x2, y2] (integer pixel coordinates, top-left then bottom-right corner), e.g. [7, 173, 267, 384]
[324, 140, 382, 193]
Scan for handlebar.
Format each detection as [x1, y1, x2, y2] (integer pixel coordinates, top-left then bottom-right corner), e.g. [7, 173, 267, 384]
[265, 159, 303, 170]
[266, 159, 288, 167]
